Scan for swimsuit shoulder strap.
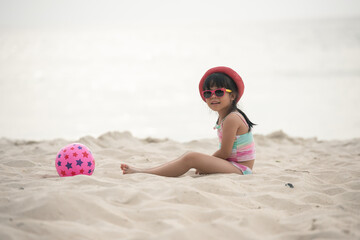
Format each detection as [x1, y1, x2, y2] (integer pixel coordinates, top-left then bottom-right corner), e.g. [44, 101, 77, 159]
[217, 111, 249, 129]
[231, 111, 249, 128]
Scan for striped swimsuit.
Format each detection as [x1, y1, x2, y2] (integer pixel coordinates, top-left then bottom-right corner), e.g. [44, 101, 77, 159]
[215, 112, 255, 175]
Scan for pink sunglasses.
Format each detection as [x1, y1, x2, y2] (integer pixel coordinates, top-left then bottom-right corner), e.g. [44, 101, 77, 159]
[201, 88, 232, 99]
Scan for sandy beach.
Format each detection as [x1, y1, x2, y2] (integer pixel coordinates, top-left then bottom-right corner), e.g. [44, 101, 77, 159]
[0, 131, 359, 239]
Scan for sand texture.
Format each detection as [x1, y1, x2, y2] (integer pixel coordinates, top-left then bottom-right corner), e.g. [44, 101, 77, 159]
[0, 131, 359, 240]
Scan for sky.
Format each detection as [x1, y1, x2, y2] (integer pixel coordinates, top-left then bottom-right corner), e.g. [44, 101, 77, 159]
[0, 0, 360, 141]
[0, 0, 360, 29]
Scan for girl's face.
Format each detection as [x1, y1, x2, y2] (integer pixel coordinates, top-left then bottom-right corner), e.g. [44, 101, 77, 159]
[205, 86, 235, 113]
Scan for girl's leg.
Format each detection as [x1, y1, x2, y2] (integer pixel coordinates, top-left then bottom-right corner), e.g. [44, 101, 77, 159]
[120, 152, 242, 177]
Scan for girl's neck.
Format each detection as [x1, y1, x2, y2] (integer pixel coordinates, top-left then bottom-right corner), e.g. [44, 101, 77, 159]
[217, 107, 233, 122]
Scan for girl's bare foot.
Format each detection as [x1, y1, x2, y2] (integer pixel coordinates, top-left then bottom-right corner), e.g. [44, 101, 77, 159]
[120, 164, 141, 174]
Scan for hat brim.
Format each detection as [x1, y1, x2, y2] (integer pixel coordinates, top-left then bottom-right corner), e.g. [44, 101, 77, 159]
[199, 66, 244, 103]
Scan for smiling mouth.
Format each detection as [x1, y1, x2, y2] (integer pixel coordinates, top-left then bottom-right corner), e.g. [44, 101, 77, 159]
[211, 102, 220, 105]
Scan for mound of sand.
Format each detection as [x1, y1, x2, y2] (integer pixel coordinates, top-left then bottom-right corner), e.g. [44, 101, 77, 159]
[0, 131, 359, 240]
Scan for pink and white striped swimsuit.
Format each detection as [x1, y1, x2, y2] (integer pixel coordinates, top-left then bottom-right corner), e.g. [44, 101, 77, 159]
[215, 112, 256, 174]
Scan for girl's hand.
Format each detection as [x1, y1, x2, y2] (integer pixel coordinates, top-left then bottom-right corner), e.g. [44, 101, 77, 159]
[195, 169, 208, 175]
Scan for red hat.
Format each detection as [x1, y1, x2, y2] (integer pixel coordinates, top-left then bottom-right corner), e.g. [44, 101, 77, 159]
[199, 66, 244, 103]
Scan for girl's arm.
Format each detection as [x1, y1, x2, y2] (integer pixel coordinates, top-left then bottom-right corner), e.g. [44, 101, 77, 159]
[195, 114, 242, 174]
[212, 114, 240, 160]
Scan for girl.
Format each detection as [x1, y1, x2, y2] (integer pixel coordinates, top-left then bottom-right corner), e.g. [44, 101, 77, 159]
[120, 66, 256, 177]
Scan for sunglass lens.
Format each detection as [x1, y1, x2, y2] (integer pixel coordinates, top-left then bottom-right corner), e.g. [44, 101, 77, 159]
[215, 89, 224, 97]
[203, 91, 212, 98]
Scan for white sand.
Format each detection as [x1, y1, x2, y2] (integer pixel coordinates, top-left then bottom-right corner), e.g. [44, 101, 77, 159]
[0, 131, 359, 240]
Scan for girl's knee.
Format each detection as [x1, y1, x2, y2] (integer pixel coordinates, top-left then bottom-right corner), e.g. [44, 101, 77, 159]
[181, 152, 198, 166]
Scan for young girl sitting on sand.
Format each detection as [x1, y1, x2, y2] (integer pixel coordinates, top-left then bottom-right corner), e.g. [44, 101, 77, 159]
[121, 66, 256, 177]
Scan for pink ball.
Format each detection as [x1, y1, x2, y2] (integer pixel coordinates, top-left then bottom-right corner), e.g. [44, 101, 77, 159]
[55, 143, 95, 177]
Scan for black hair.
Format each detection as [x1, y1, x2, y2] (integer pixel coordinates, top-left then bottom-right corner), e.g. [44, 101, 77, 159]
[203, 72, 256, 132]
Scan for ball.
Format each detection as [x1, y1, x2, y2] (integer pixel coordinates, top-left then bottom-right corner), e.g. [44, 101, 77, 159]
[55, 143, 95, 177]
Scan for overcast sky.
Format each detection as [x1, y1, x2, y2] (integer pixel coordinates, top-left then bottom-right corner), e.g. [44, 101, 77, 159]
[1, 0, 360, 29]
